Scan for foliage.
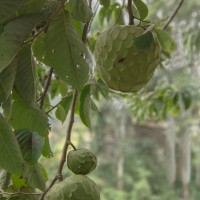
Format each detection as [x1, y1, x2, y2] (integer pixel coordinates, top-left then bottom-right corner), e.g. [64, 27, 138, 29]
[0, 0, 199, 199]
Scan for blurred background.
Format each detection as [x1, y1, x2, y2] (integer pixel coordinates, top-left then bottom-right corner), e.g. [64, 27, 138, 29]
[41, 0, 200, 199]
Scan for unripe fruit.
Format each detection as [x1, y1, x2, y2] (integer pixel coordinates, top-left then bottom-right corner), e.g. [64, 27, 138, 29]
[94, 25, 161, 93]
[44, 175, 100, 200]
[67, 149, 97, 175]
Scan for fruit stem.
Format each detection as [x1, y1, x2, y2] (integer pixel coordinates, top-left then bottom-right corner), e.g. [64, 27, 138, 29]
[127, 0, 134, 25]
[68, 141, 77, 150]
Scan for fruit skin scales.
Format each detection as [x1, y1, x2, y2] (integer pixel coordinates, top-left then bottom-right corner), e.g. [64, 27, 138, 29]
[44, 175, 100, 200]
[94, 25, 161, 93]
[67, 149, 97, 175]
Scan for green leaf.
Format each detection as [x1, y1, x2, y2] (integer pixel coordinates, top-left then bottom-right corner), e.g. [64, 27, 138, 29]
[99, 0, 110, 8]
[14, 44, 36, 104]
[133, 0, 148, 20]
[0, 0, 25, 25]
[0, 58, 18, 99]
[11, 174, 27, 189]
[17, 0, 47, 16]
[2, 95, 12, 119]
[69, 0, 93, 23]
[11, 92, 49, 137]
[46, 10, 91, 90]
[0, 169, 11, 190]
[42, 136, 53, 158]
[55, 106, 66, 124]
[15, 129, 44, 165]
[133, 31, 153, 50]
[79, 85, 92, 128]
[180, 90, 192, 110]
[32, 34, 50, 66]
[0, 114, 23, 175]
[55, 95, 73, 123]
[155, 29, 177, 52]
[23, 162, 46, 191]
[0, 15, 39, 72]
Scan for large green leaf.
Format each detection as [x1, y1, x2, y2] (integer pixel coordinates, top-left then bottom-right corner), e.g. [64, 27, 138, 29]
[79, 84, 92, 128]
[46, 11, 91, 90]
[10, 93, 49, 137]
[0, 58, 18, 99]
[0, 15, 38, 72]
[14, 44, 36, 104]
[133, 0, 148, 20]
[155, 29, 176, 52]
[0, 114, 23, 175]
[15, 129, 44, 165]
[23, 162, 46, 191]
[0, 0, 25, 25]
[68, 0, 93, 23]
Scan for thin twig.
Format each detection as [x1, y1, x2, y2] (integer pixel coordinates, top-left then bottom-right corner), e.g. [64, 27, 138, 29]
[0, 192, 41, 196]
[45, 92, 72, 114]
[127, 0, 134, 25]
[163, 0, 184, 29]
[40, 90, 78, 200]
[40, 68, 54, 109]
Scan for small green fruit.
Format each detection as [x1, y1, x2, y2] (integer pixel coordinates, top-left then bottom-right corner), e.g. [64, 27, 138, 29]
[94, 25, 161, 93]
[44, 175, 100, 200]
[67, 149, 97, 175]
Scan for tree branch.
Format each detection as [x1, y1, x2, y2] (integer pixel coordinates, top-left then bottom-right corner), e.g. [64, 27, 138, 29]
[127, 0, 134, 25]
[163, 0, 184, 29]
[0, 192, 41, 196]
[39, 68, 54, 110]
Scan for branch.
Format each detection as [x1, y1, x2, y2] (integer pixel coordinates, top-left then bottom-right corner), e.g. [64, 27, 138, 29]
[40, 90, 78, 200]
[45, 91, 72, 114]
[163, 0, 184, 29]
[127, 0, 134, 25]
[0, 192, 41, 196]
[39, 68, 54, 109]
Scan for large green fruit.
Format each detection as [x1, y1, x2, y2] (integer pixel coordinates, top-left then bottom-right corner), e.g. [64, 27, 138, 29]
[44, 175, 100, 200]
[94, 25, 161, 93]
[67, 149, 97, 175]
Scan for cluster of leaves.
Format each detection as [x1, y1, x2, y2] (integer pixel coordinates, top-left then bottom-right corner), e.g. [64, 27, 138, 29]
[0, 0, 97, 197]
[128, 85, 199, 121]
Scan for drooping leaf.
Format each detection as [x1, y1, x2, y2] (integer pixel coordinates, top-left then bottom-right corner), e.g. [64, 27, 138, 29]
[55, 95, 73, 123]
[0, 114, 23, 175]
[155, 29, 177, 52]
[42, 136, 53, 158]
[69, 0, 93, 23]
[0, 169, 11, 190]
[46, 11, 91, 90]
[14, 44, 36, 104]
[79, 84, 92, 128]
[99, 0, 111, 8]
[180, 90, 192, 110]
[0, 15, 39, 72]
[0, 58, 18, 99]
[15, 129, 44, 165]
[133, 0, 148, 20]
[11, 92, 49, 137]
[32, 33, 50, 66]
[55, 106, 66, 124]
[133, 31, 153, 50]
[23, 162, 46, 191]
